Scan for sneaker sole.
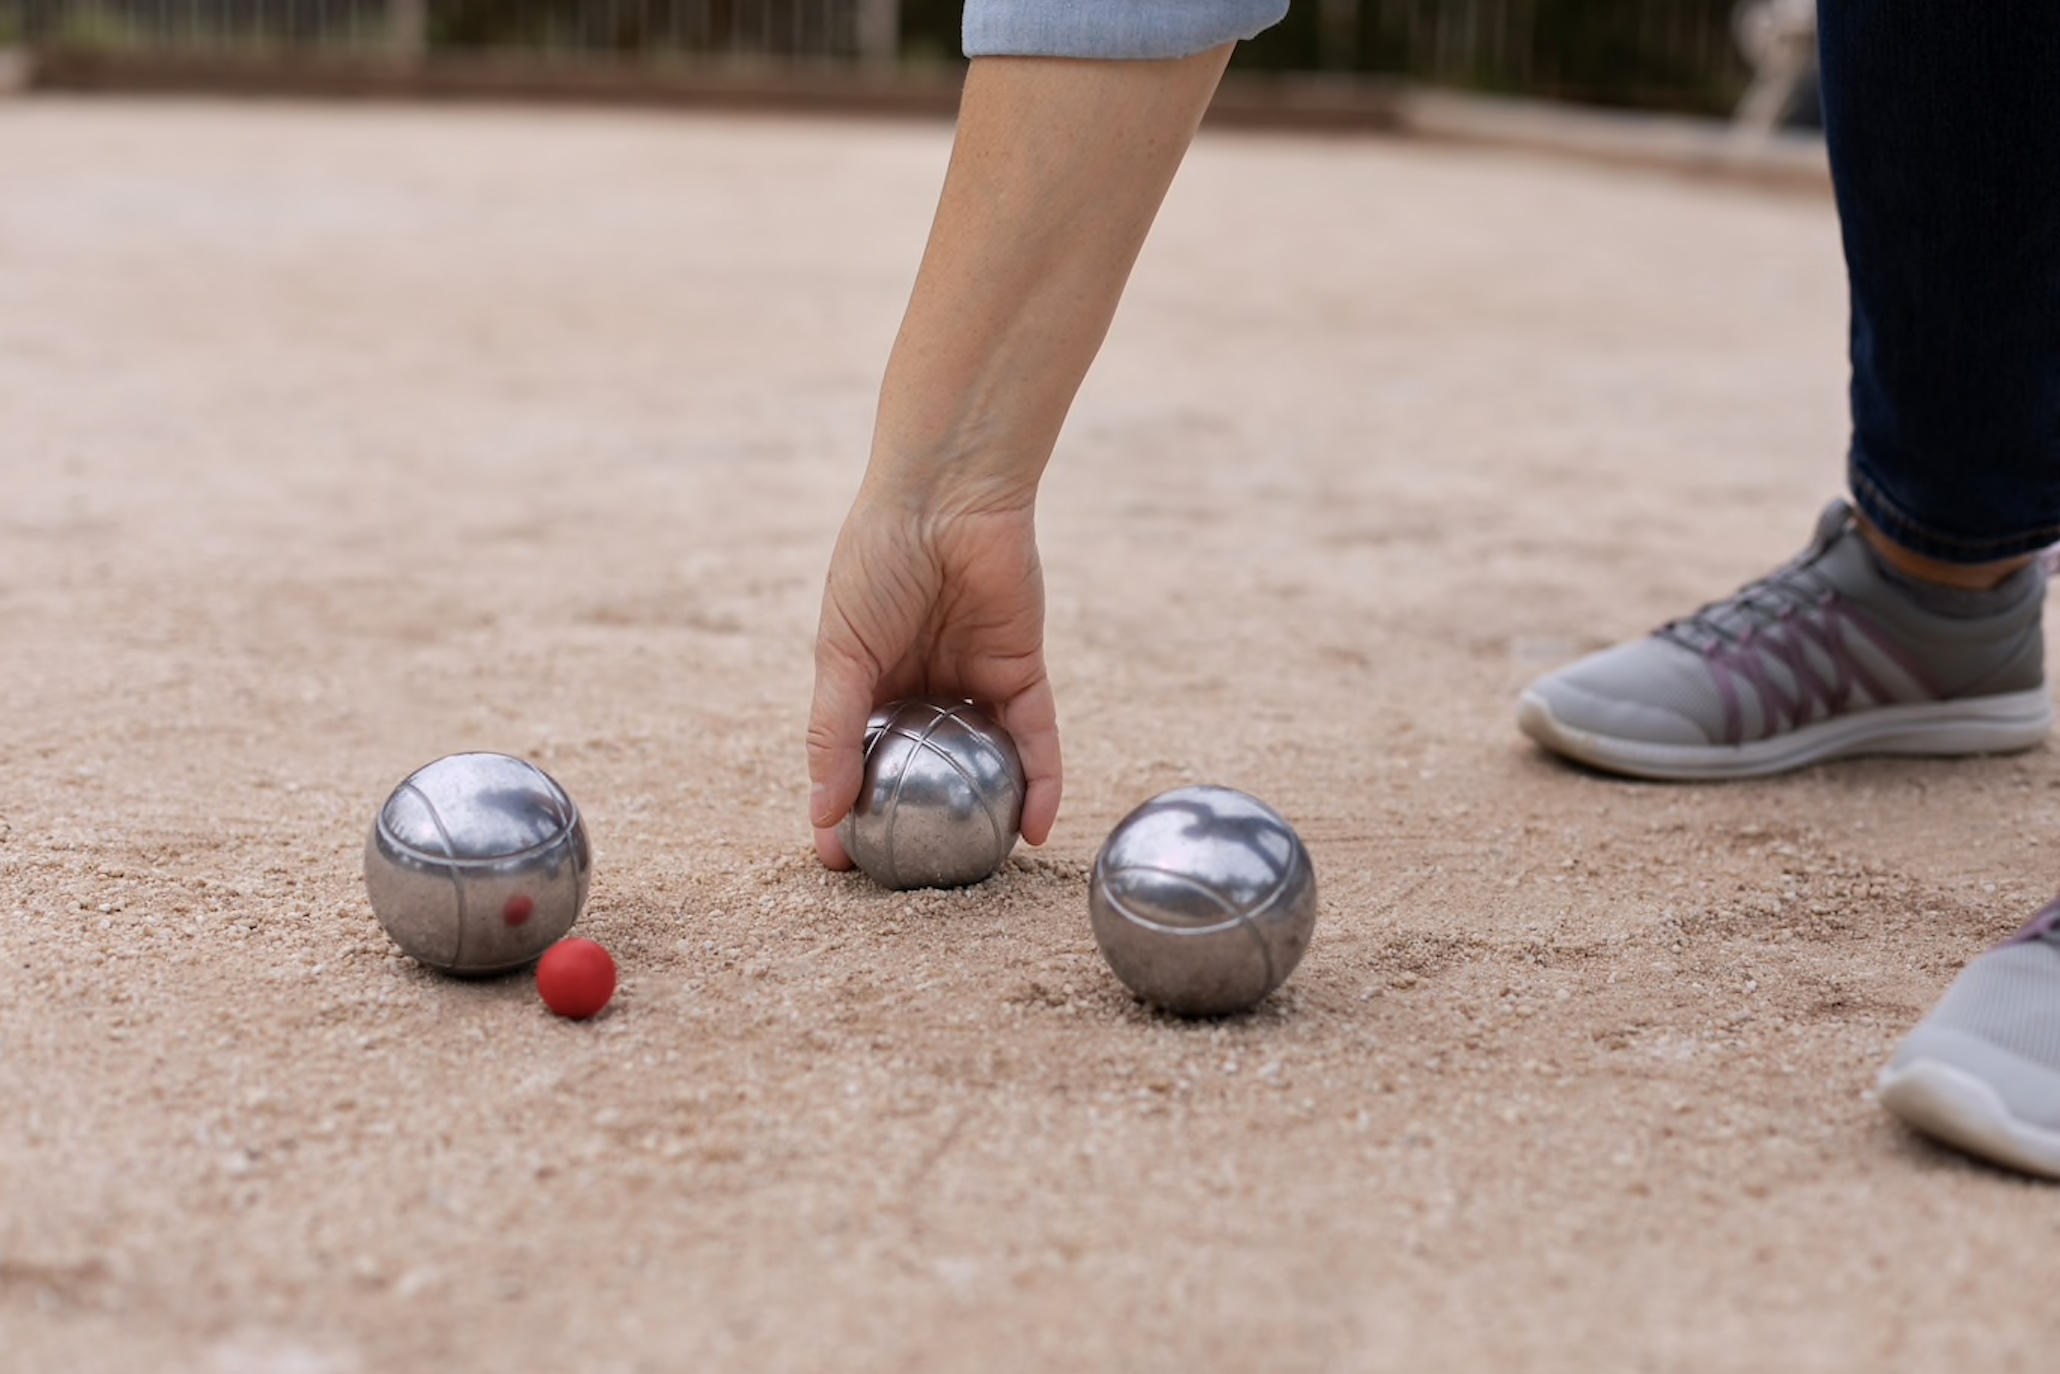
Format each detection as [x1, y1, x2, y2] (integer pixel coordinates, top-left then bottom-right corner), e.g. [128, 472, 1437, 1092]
[1516, 687, 2053, 781]
[1878, 1058, 2060, 1180]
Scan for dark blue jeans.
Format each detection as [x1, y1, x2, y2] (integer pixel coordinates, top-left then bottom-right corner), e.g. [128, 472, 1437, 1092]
[1822, 0, 2060, 563]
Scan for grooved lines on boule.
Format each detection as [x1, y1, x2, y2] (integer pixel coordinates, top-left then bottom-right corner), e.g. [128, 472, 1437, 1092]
[879, 702, 1012, 888]
[1092, 863, 1284, 991]
[847, 697, 1024, 891]
[393, 779, 476, 969]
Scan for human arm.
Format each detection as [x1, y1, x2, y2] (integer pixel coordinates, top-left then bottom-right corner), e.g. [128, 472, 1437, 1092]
[805, 46, 1234, 868]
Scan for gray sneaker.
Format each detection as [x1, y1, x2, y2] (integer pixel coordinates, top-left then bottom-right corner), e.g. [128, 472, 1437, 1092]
[1878, 901, 2060, 1179]
[1517, 500, 2051, 779]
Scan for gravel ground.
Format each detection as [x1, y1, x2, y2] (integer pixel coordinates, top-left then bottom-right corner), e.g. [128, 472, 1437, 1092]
[2, 95, 2056, 1374]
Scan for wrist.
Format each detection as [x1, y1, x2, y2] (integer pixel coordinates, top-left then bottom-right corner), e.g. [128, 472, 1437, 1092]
[858, 425, 1047, 520]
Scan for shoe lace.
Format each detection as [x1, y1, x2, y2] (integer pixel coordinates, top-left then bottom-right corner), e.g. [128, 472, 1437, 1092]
[1658, 566, 1834, 655]
[1659, 501, 1851, 654]
[1655, 508, 1937, 745]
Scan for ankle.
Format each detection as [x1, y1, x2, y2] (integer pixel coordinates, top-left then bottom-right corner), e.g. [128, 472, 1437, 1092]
[1855, 516, 2034, 592]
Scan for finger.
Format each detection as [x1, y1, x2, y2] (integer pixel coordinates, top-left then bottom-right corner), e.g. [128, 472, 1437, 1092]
[807, 622, 879, 836]
[1019, 774, 1061, 849]
[997, 679, 1062, 846]
[813, 825, 855, 871]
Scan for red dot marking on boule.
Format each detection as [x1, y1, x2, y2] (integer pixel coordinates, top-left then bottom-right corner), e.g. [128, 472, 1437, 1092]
[536, 938, 616, 1020]
[502, 894, 534, 927]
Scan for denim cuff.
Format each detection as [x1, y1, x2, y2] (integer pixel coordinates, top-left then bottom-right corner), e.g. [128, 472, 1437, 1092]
[963, 0, 1289, 59]
[1850, 465, 2060, 564]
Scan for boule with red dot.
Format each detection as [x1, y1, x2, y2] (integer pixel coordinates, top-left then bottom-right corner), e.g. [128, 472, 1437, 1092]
[364, 752, 592, 975]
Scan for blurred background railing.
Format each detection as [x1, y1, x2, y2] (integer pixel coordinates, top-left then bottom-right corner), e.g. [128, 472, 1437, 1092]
[0, 1, 1813, 121]
[1236, 0, 1754, 115]
[1, 1, 894, 64]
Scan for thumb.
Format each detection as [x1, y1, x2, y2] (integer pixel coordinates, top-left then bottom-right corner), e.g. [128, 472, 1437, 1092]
[807, 642, 875, 865]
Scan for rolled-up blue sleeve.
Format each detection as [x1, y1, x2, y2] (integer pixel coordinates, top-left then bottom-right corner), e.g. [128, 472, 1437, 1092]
[963, 0, 1289, 59]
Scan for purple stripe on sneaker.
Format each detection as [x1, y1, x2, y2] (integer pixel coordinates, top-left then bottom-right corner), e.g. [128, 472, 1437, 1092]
[1705, 642, 1746, 745]
[1805, 602, 1886, 708]
[1833, 599, 1948, 701]
[1701, 594, 1937, 746]
[1772, 616, 1842, 717]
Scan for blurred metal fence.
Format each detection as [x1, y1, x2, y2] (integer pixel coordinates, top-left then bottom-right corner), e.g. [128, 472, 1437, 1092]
[2, 1, 1772, 116]
[4, 1, 900, 62]
[1236, 0, 1753, 113]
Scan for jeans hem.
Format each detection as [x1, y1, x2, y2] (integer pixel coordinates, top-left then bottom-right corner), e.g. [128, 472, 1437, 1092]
[1849, 465, 2060, 564]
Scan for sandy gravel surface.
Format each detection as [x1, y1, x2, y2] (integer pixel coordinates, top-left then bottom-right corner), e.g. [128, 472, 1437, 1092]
[3, 95, 2057, 1374]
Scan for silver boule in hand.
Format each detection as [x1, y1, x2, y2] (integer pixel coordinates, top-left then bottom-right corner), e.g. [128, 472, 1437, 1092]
[838, 697, 1026, 890]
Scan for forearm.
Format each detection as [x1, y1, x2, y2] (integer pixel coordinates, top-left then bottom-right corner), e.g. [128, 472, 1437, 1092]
[864, 48, 1233, 515]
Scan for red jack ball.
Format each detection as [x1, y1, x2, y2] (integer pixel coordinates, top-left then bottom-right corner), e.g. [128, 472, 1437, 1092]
[536, 938, 616, 1020]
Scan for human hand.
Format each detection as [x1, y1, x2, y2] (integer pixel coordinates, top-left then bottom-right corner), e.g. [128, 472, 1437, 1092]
[806, 491, 1061, 870]
[801, 50, 1231, 871]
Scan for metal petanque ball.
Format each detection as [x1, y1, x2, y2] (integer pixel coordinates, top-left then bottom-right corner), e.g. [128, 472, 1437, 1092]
[837, 697, 1026, 891]
[1089, 784, 1318, 1016]
[364, 752, 592, 976]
